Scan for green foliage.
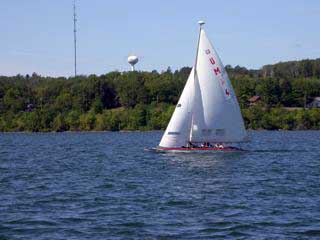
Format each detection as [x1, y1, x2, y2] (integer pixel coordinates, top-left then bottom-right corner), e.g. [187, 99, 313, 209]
[79, 111, 96, 131]
[242, 107, 320, 130]
[116, 72, 148, 107]
[3, 88, 26, 113]
[52, 113, 68, 132]
[66, 110, 81, 131]
[127, 104, 147, 130]
[255, 78, 281, 107]
[1, 58, 320, 132]
[54, 92, 73, 112]
[146, 103, 174, 130]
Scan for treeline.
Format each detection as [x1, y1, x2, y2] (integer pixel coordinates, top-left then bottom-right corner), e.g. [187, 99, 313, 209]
[227, 58, 320, 108]
[1, 58, 320, 132]
[243, 106, 320, 130]
[0, 68, 187, 132]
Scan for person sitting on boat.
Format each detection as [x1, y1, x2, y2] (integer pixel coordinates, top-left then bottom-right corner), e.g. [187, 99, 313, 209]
[218, 143, 224, 149]
[187, 141, 196, 148]
[202, 142, 212, 148]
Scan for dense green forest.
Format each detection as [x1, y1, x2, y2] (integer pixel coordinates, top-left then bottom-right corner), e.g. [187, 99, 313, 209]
[1, 58, 320, 132]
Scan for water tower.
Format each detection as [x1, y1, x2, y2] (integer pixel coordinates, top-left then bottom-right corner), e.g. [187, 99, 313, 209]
[127, 55, 139, 71]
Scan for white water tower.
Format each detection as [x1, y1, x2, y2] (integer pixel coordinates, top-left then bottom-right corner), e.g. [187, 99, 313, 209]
[127, 55, 139, 71]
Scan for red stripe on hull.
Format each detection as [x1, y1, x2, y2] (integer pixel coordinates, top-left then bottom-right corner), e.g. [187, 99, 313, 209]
[157, 147, 242, 152]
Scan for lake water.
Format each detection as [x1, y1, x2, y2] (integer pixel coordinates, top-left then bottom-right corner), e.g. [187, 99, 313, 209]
[0, 131, 320, 239]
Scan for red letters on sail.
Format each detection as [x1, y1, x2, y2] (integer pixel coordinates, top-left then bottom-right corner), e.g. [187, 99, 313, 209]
[214, 67, 221, 75]
[205, 49, 230, 98]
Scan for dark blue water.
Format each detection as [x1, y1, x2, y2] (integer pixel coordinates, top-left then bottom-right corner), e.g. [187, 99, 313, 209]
[1, 131, 320, 239]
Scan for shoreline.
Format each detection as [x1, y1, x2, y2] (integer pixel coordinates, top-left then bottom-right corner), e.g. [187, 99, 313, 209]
[0, 129, 319, 134]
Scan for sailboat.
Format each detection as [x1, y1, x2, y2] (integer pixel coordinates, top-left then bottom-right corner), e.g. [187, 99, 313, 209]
[157, 21, 248, 152]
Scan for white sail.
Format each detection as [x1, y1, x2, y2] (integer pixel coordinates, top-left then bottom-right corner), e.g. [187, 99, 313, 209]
[159, 68, 195, 148]
[159, 22, 247, 148]
[189, 73, 206, 142]
[195, 29, 247, 142]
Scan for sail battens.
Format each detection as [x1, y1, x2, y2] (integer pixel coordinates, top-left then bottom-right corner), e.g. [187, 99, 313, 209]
[168, 132, 180, 135]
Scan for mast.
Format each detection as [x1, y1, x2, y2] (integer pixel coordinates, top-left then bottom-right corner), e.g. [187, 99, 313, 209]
[195, 21, 205, 73]
[73, 0, 77, 77]
[189, 21, 205, 142]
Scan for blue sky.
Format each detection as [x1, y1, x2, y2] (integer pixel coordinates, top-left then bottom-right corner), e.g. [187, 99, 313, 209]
[1, 0, 319, 76]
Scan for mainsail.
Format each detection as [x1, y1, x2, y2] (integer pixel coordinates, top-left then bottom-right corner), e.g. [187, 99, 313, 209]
[159, 22, 247, 148]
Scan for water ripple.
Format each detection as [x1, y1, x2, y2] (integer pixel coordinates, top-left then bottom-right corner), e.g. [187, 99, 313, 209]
[1, 131, 320, 239]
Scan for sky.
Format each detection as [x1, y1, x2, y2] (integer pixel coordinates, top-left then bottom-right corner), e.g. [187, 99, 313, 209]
[1, 0, 319, 76]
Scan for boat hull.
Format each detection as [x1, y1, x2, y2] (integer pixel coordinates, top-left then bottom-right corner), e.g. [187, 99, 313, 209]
[156, 146, 244, 153]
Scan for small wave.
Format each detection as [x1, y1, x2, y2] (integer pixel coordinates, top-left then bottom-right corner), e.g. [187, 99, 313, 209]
[166, 199, 193, 206]
[293, 229, 320, 236]
[5, 219, 58, 227]
[246, 149, 317, 153]
[99, 183, 114, 189]
[59, 217, 91, 224]
[117, 221, 146, 228]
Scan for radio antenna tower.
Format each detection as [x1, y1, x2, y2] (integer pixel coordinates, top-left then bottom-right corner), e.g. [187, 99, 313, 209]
[73, 0, 77, 77]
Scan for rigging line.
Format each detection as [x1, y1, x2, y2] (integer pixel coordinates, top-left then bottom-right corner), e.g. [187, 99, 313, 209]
[189, 22, 204, 142]
[73, 0, 77, 77]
